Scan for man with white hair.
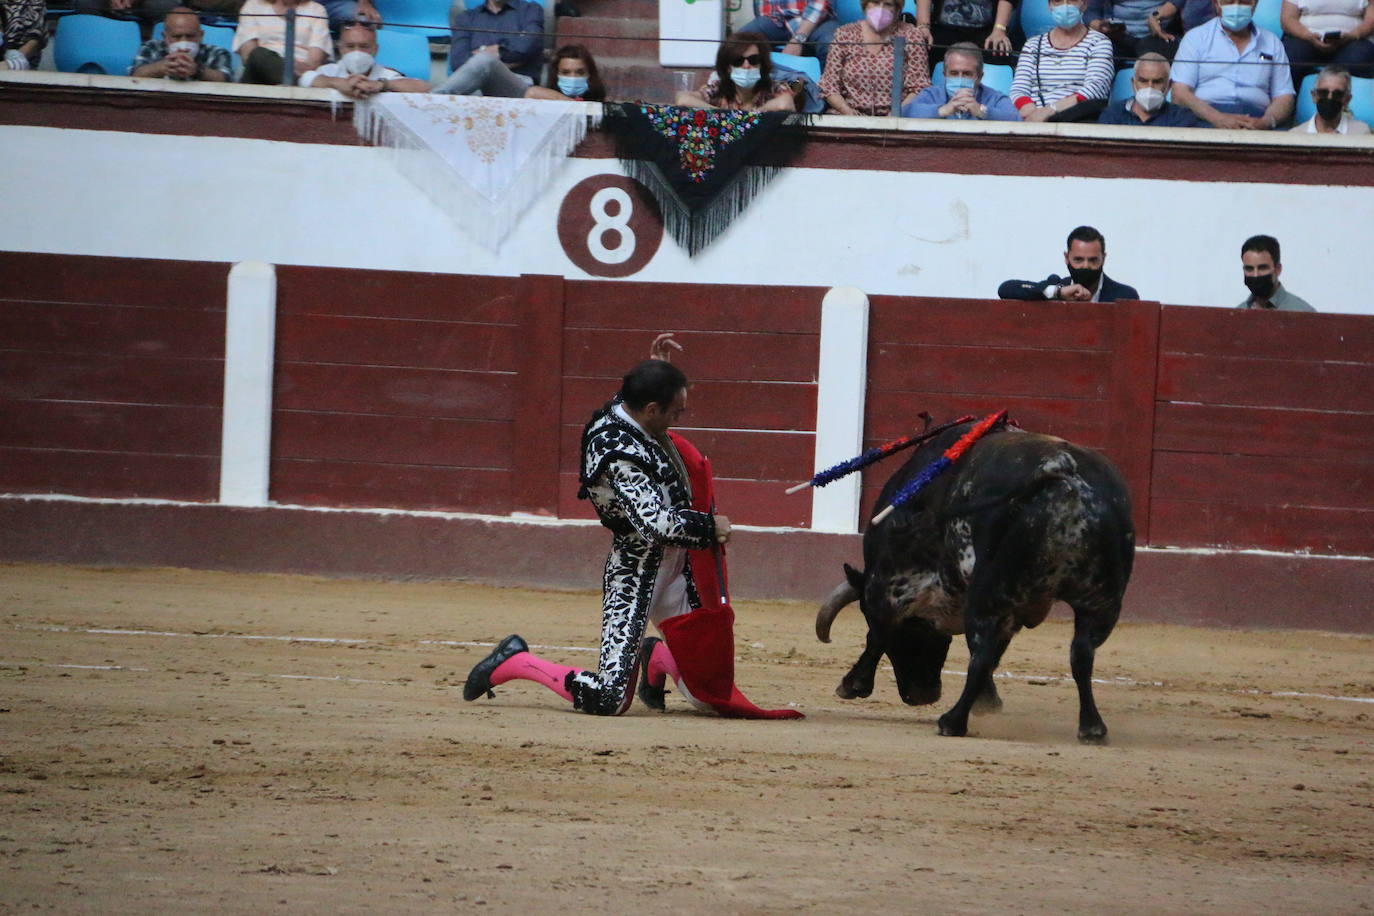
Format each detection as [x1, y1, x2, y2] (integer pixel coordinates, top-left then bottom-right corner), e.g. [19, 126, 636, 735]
[298, 21, 429, 97]
[1097, 51, 1206, 124]
[1290, 64, 1371, 133]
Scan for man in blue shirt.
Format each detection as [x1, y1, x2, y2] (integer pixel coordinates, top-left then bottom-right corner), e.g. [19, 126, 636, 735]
[1098, 52, 1209, 125]
[448, 0, 545, 82]
[1169, 0, 1294, 128]
[902, 42, 1019, 120]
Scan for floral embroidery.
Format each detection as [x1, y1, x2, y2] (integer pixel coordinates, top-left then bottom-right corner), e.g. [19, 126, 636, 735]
[634, 104, 766, 183]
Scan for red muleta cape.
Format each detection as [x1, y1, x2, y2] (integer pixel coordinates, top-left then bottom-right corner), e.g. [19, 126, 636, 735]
[662, 432, 803, 720]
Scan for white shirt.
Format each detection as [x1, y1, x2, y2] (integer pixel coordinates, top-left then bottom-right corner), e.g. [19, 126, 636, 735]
[1293, 0, 1367, 35]
[1292, 112, 1372, 134]
[299, 60, 403, 87]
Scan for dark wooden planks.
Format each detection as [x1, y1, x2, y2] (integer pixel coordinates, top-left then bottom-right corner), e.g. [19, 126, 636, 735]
[1152, 306, 1374, 554]
[564, 281, 823, 335]
[0, 253, 227, 502]
[270, 267, 522, 513]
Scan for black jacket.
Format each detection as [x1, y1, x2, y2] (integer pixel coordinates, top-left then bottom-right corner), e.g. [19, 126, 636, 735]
[998, 273, 1140, 303]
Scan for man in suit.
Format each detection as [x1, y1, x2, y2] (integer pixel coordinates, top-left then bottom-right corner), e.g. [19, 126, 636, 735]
[998, 225, 1140, 302]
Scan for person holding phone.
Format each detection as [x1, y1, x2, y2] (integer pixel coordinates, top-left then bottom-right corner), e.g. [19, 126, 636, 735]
[1280, 0, 1374, 81]
[1086, 0, 1179, 60]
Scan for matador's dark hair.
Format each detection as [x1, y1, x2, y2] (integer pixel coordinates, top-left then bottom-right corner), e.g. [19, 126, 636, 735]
[620, 359, 688, 411]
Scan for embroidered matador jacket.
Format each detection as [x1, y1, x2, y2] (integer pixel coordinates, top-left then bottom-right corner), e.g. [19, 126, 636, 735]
[571, 398, 716, 714]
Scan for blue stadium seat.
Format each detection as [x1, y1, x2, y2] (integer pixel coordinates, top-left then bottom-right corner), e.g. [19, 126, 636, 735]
[54, 14, 142, 74]
[930, 61, 1013, 94]
[376, 28, 431, 79]
[1111, 67, 1133, 101]
[1253, 0, 1282, 36]
[770, 49, 821, 81]
[1294, 73, 1374, 125]
[152, 21, 236, 54]
[1020, 0, 1055, 39]
[375, 0, 449, 39]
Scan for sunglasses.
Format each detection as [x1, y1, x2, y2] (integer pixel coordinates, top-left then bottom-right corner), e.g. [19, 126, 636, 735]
[1312, 88, 1348, 100]
[731, 54, 762, 66]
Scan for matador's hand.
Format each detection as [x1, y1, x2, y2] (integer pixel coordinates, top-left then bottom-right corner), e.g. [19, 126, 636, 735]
[649, 332, 683, 361]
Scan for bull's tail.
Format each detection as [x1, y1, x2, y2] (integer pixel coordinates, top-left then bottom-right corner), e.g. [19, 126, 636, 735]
[940, 452, 1078, 521]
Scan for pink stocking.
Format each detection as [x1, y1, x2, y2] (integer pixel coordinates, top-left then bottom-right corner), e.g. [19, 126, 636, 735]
[647, 639, 681, 687]
[491, 652, 576, 702]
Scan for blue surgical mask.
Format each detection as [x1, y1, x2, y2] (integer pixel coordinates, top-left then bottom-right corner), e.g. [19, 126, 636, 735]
[945, 75, 976, 93]
[1050, 2, 1083, 27]
[1219, 2, 1253, 30]
[731, 66, 761, 88]
[557, 75, 589, 97]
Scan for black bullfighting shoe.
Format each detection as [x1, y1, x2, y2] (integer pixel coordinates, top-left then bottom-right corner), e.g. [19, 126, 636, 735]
[463, 634, 529, 701]
[637, 636, 667, 711]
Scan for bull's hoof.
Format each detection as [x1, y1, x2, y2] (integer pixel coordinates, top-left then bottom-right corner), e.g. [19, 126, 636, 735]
[936, 712, 968, 737]
[899, 686, 941, 706]
[836, 680, 873, 700]
[1078, 722, 1109, 744]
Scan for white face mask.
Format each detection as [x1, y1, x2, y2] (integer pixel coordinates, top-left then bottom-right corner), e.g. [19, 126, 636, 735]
[167, 40, 200, 57]
[1134, 86, 1165, 112]
[340, 50, 375, 75]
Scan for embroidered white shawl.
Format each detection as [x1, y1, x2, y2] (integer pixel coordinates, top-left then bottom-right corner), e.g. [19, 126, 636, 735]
[354, 94, 601, 250]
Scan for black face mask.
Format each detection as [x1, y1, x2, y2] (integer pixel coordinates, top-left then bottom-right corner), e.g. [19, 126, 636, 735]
[1316, 96, 1345, 122]
[1244, 273, 1276, 300]
[1068, 265, 1102, 289]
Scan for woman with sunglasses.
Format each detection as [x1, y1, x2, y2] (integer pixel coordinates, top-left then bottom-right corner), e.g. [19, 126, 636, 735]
[676, 31, 800, 110]
[525, 44, 608, 101]
[819, 0, 931, 115]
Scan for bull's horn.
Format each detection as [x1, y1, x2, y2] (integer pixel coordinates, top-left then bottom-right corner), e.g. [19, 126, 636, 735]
[815, 581, 859, 644]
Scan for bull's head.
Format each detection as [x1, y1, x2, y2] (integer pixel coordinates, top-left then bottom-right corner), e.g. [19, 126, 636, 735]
[817, 563, 951, 706]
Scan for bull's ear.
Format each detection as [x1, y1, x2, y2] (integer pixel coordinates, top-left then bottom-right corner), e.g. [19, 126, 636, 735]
[843, 563, 866, 592]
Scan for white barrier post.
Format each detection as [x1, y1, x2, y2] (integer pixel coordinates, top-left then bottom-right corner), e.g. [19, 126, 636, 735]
[810, 286, 870, 533]
[219, 260, 277, 507]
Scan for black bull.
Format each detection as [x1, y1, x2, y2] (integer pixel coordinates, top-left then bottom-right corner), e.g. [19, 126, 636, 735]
[816, 423, 1135, 742]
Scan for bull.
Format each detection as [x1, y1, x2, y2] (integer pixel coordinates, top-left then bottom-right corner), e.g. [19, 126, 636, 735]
[816, 420, 1134, 742]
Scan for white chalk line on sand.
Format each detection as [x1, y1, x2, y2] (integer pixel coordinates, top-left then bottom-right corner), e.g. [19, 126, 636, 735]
[12, 623, 1374, 706]
[0, 660, 399, 686]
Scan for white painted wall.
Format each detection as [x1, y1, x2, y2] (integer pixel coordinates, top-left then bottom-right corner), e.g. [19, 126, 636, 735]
[3, 124, 1373, 314]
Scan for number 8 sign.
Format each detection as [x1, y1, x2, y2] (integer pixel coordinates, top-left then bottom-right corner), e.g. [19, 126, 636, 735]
[557, 175, 664, 278]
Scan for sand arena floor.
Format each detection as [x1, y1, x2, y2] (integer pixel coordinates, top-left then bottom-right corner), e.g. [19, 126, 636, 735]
[2, 564, 1372, 914]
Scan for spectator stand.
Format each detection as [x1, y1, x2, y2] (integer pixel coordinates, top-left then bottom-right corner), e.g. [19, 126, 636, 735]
[1019, 0, 1054, 39]
[54, 14, 141, 74]
[374, 0, 450, 40]
[771, 49, 821, 81]
[1294, 72, 1374, 125]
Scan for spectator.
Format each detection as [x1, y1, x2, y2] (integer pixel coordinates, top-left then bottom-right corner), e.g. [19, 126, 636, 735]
[1, 0, 45, 69]
[739, 0, 840, 68]
[1280, 0, 1374, 81]
[1141, 0, 1214, 55]
[129, 7, 233, 80]
[820, 0, 931, 115]
[525, 43, 606, 100]
[299, 21, 428, 95]
[447, 0, 543, 83]
[676, 31, 800, 111]
[1010, 0, 1115, 121]
[1291, 62, 1372, 129]
[1237, 234, 1314, 310]
[902, 40, 1020, 118]
[1087, 0, 1179, 59]
[317, 0, 378, 34]
[914, 0, 1018, 64]
[1170, 0, 1296, 127]
[233, 0, 332, 84]
[998, 225, 1140, 302]
[1097, 51, 1209, 122]
[74, 0, 179, 36]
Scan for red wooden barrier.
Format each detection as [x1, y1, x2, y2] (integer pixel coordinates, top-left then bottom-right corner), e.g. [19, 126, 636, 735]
[1151, 306, 1374, 554]
[0, 251, 227, 501]
[271, 265, 520, 513]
